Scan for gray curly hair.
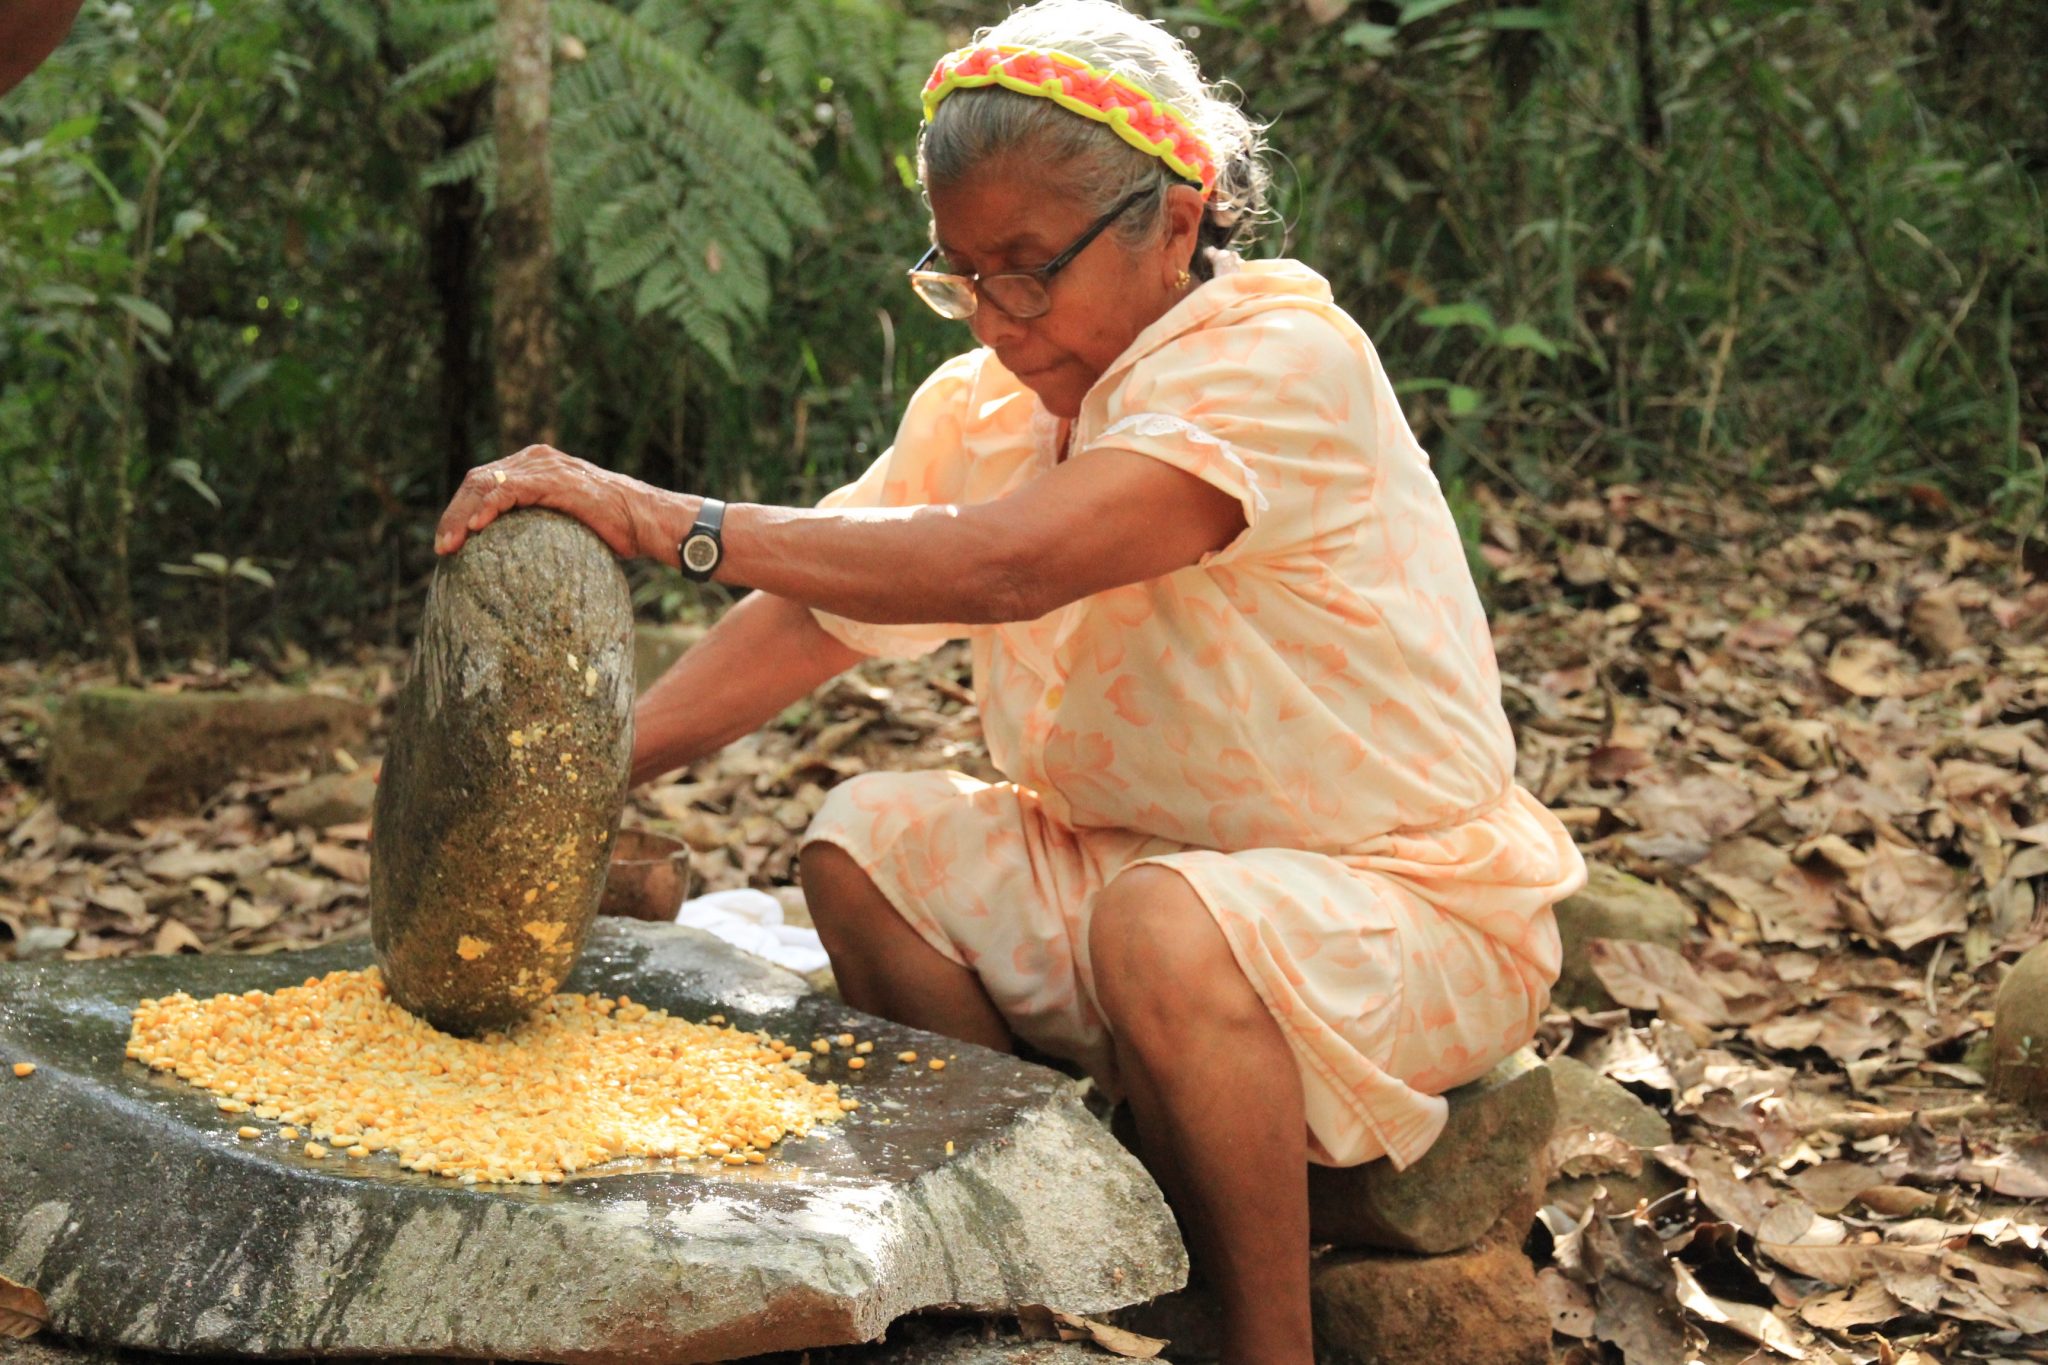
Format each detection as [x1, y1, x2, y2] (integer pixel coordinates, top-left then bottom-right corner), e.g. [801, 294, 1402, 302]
[917, 0, 1271, 281]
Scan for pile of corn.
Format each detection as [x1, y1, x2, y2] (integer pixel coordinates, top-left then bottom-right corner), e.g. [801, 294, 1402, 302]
[125, 967, 853, 1185]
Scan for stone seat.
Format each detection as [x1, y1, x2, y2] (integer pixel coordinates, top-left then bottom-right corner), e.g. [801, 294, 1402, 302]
[1307, 1048, 1556, 1254]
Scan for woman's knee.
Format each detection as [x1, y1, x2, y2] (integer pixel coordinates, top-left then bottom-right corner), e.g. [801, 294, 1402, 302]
[1090, 866, 1266, 1041]
[796, 840, 878, 939]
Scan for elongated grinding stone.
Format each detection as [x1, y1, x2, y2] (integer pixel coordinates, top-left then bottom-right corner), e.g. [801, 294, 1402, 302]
[371, 507, 635, 1033]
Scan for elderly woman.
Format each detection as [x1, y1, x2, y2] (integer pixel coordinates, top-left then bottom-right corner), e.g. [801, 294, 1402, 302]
[436, 1, 1584, 1357]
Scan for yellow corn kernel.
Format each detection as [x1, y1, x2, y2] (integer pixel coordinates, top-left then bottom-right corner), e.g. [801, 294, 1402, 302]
[846, 1057, 866, 1071]
[237, 1126, 261, 1140]
[120, 969, 848, 1185]
[854, 1041, 874, 1055]
[945, 1140, 955, 1156]
[304, 1142, 329, 1159]
[810, 1039, 830, 1054]
[835, 1033, 854, 1048]
[897, 1051, 918, 1064]
[10, 1062, 34, 1078]
[929, 1059, 947, 1072]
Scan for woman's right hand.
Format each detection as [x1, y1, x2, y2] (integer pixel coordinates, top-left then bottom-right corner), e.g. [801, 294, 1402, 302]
[434, 446, 687, 564]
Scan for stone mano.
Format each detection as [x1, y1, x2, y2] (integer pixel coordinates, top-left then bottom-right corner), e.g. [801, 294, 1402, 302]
[0, 921, 1185, 1364]
[372, 508, 635, 1035]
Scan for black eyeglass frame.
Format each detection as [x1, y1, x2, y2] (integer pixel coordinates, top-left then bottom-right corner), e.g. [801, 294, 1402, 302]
[907, 185, 1159, 321]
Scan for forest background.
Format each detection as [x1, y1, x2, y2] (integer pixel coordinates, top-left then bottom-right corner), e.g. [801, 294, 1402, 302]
[0, 0, 2043, 674]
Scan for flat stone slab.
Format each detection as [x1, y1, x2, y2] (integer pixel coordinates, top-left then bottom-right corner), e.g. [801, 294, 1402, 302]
[0, 921, 1185, 1364]
[0, 1323, 1154, 1365]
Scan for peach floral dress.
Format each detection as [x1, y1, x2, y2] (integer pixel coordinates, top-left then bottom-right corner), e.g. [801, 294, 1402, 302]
[802, 258, 1585, 1168]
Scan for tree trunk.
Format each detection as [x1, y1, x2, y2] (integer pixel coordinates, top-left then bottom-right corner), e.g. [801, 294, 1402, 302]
[106, 449, 141, 685]
[491, 0, 556, 455]
[1633, 0, 1664, 151]
[431, 91, 486, 499]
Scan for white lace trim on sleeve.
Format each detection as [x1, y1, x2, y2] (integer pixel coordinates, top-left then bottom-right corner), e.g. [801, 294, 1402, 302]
[1098, 412, 1271, 511]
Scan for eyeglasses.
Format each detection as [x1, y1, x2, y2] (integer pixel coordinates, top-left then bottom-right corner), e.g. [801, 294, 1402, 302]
[908, 186, 1157, 321]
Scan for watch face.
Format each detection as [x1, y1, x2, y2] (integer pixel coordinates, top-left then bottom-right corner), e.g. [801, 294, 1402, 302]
[682, 534, 719, 574]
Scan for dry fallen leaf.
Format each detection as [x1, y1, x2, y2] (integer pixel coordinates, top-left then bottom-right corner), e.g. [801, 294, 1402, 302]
[1672, 1261, 1808, 1359]
[1056, 1312, 1169, 1359]
[1824, 638, 1906, 697]
[309, 842, 370, 884]
[0, 1275, 48, 1340]
[152, 917, 204, 954]
[1538, 1267, 1598, 1338]
[1588, 940, 1729, 1026]
[1799, 1279, 1904, 1332]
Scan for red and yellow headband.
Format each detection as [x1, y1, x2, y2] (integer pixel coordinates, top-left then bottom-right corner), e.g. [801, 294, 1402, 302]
[921, 45, 1218, 198]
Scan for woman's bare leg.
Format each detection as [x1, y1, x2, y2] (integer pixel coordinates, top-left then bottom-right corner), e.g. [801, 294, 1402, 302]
[798, 840, 1016, 1053]
[1089, 866, 1315, 1365]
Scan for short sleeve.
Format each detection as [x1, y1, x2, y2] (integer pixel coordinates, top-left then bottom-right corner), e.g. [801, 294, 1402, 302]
[807, 352, 985, 660]
[1081, 306, 1379, 566]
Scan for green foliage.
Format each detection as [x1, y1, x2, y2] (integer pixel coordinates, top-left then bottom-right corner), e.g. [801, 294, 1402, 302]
[1184, 0, 2047, 510]
[377, 0, 932, 371]
[1, 0, 2041, 667]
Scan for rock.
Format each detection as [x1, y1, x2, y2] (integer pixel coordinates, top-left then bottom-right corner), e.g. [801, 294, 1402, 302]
[0, 1339, 136, 1365]
[1991, 941, 2048, 1115]
[0, 920, 1185, 1364]
[1310, 1233, 1551, 1365]
[738, 1316, 1170, 1363]
[371, 509, 635, 1035]
[1308, 1049, 1555, 1254]
[46, 687, 372, 826]
[635, 622, 705, 694]
[0, 1323, 1142, 1365]
[1543, 1055, 1682, 1215]
[267, 762, 379, 829]
[1552, 861, 1692, 1010]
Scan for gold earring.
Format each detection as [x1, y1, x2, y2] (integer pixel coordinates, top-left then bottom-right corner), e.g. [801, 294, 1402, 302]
[1175, 267, 1192, 289]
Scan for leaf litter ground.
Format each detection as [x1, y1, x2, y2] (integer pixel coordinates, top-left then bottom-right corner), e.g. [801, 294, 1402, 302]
[3, 484, 2045, 1364]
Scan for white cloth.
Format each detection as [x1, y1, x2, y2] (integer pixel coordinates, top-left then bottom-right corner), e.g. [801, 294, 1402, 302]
[673, 888, 831, 975]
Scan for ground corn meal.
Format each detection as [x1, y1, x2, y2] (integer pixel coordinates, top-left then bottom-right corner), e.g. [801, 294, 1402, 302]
[126, 967, 850, 1184]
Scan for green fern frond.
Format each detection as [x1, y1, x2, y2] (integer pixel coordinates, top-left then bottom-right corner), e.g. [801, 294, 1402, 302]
[389, 24, 496, 107]
[302, 0, 381, 57]
[421, 134, 494, 189]
[388, 0, 494, 46]
[384, 0, 925, 370]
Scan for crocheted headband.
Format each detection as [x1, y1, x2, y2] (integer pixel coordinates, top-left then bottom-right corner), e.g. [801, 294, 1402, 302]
[921, 44, 1218, 198]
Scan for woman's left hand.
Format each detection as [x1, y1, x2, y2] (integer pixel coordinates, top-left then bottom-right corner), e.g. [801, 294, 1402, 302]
[434, 446, 675, 561]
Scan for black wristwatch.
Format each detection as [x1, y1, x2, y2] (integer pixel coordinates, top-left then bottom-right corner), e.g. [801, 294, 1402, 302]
[678, 498, 726, 582]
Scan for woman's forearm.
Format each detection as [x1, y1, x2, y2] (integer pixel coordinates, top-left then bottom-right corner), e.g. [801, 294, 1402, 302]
[629, 591, 864, 787]
[639, 494, 1033, 626]
[435, 442, 1235, 634]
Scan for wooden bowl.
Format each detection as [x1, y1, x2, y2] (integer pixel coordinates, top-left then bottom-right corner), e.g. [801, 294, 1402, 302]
[600, 828, 692, 922]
